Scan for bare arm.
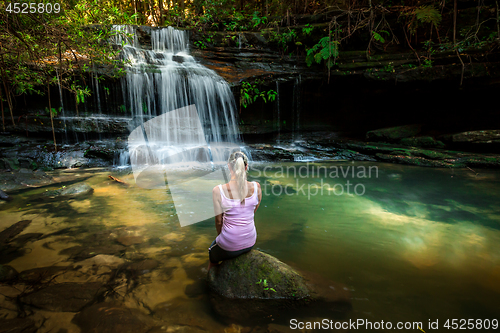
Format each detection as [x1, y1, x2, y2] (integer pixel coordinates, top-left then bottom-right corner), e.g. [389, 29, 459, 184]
[213, 186, 223, 235]
[254, 182, 262, 213]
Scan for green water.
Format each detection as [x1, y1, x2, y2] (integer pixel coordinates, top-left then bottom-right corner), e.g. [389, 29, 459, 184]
[1, 161, 499, 331]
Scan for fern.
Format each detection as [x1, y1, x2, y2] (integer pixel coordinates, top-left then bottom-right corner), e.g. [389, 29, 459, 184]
[408, 5, 442, 34]
[306, 36, 339, 68]
[415, 5, 442, 26]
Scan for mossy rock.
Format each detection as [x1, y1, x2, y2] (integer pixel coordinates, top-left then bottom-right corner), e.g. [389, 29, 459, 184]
[400, 136, 445, 148]
[207, 250, 317, 321]
[366, 124, 422, 141]
[207, 250, 352, 323]
[208, 250, 310, 300]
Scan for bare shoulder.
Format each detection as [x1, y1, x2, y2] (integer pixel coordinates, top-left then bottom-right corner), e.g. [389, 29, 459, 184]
[212, 185, 220, 194]
[252, 181, 261, 191]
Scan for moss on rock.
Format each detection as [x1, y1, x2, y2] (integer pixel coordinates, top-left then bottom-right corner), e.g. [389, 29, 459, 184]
[207, 250, 310, 300]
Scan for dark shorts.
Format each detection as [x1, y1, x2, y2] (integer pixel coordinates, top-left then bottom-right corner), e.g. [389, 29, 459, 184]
[208, 239, 253, 263]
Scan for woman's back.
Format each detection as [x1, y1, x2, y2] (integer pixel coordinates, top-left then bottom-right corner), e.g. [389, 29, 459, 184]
[216, 181, 258, 251]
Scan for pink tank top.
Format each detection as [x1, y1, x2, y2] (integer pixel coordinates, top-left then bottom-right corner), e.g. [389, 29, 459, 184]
[215, 181, 258, 251]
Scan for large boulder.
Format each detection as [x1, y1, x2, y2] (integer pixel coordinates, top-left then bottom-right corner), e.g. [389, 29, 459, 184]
[207, 250, 350, 322]
[208, 250, 310, 300]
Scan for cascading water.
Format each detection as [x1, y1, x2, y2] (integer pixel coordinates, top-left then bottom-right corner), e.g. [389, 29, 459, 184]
[55, 70, 68, 143]
[292, 75, 302, 141]
[112, 25, 249, 226]
[112, 25, 244, 170]
[274, 81, 280, 144]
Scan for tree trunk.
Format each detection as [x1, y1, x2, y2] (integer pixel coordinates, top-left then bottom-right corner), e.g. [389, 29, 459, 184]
[159, 0, 164, 25]
[48, 83, 57, 152]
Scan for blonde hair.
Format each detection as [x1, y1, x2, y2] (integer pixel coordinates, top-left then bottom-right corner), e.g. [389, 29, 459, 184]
[228, 151, 249, 204]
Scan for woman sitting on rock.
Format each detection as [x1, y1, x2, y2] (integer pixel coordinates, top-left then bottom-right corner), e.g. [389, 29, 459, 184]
[208, 151, 262, 270]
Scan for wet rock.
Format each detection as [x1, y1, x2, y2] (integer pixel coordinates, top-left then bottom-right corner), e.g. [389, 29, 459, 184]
[44, 183, 94, 198]
[0, 265, 18, 282]
[0, 318, 37, 333]
[9, 233, 43, 247]
[72, 302, 162, 333]
[76, 254, 127, 274]
[60, 183, 94, 196]
[443, 129, 500, 143]
[117, 235, 144, 246]
[0, 220, 32, 244]
[400, 136, 445, 148]
[366, 124, 422, 141]
[0, 157, 20, 171]
[154, 297, 220, 330]
[84, 145, 116, 160]
[19, 266, 68, 283]
[207, 250, 313, 320]
[60, 244, 126, 261]
[207, 250, 352, 323]
[126, 259, 159, 275]
[208, 250, 310, 300]
[0, 189, 12, 201]
[21, 282, 104, 312]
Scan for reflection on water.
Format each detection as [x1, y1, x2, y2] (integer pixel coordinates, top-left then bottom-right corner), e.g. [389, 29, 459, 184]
[1, 162, 499, 331]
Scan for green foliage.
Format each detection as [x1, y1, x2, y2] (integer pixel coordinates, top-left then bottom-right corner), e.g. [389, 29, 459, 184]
[71, 84, 91, 104]
[45, 106, 62, 116]
[268, 29, 298, 53]
[414, 5, 442, 26]
[306, 36, 339, 68]
[372, 30, 389, 43]
[302, 24, 314, 36]
[252, 11, 267, 28]
[421, 59, 433, 68]
[255, 279, 277, 292]
[408, 5, 442, 34]
[194, 41, 207, 49]
[240, 81, 277, 108]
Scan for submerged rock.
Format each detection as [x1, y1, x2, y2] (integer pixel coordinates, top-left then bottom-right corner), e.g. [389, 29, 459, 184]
[0, 189, 12, 201]
[72, 302, 161, 333]
[44, 183, 94, 198]
[0, 220, 32, 244]
[0, 264, 18, 282]
[0, 318, 37, 333]
[21, 282, 104, 312]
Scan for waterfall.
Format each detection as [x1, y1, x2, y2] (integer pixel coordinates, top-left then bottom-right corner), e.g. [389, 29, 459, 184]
[292, 75, 302, 141]
[55, 70, 68, 143]
[112, 25, 244, 170]
[275, 81, 280, 144]
[112, 25, 248, 226]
